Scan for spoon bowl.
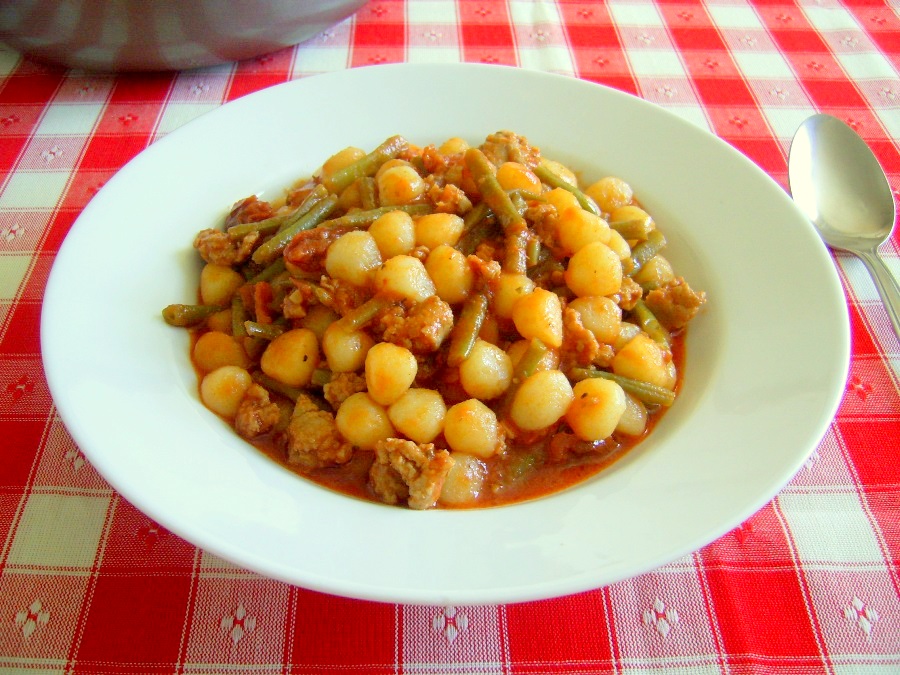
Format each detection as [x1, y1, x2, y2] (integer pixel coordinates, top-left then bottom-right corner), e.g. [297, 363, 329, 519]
[789, 113, 899, 338]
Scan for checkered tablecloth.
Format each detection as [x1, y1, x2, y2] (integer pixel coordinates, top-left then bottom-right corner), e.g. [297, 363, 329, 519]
[1, 1, 898, 672]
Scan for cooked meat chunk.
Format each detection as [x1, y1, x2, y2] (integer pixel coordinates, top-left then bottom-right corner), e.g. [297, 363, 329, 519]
[193, 228, 260, 266]
[425, 178, 472, 214]
[282, 280, 320, 320]
[379, 295, 454, 354]
[369, 438, 454, 510]
[284, 183, 318, 208]
[224, 195, 274, 228]
[316, 276, 372, 316]
[560, 307, 601, 370]
[470, 252, 502, 277]
[473, 241, 502, 266]
[526, 202, 560, 251]
[421, 144, 453, 174]
[281, 289, 308, 320]
[645, 277, 707, 330]
[323, 372, 367, 409]
[235, 384, 281, 439]
[480, 131, 541, 169]
[615, 276, 643, 312]
[468, 254, 502, 291]
[285, 395, 353, 470]
[420, 144, 467, 186]
[368, 458, 409, 507]
[593, 343, 615, 369]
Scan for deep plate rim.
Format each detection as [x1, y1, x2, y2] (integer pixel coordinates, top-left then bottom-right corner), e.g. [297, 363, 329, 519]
[40, 63, 850, 604]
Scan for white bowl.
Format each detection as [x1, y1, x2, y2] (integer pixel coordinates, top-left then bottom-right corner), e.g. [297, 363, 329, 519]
[41, 64, 849, 604]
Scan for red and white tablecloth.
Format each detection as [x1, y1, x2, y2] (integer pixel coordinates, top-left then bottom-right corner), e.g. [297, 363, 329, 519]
[1, 1, 898, 672]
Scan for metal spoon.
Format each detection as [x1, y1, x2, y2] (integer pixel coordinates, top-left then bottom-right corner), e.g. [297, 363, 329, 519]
[789, 113, 899, 338]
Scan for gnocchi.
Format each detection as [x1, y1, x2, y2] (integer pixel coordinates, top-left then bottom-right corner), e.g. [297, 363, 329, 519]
[200, 366, 252, 419]
[166, 131, 706, 510]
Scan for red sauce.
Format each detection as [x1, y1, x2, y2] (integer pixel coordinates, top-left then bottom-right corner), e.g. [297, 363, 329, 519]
[191, 327, 685, 508]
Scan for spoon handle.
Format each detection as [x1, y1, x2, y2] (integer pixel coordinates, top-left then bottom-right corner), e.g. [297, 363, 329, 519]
[858, 249, 900, 339]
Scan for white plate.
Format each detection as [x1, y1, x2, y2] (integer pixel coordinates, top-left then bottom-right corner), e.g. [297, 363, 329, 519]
[41, 63, 849, 604]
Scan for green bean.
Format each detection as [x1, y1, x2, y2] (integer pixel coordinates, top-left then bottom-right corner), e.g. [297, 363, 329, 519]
[525, 236, 543, 267]
[497, 338, 549, 418]
[513, 338, 548, 381]
[609, 217, 653, 241]
[534, 163, 601, 216]
[324, 135, 409, 194]
[321, 203, 432, 229]
[282, 185, 330, 227]
[503, 450, 542, 484]
[251, 194, 339, 265]
[358, 177, 377, 210]
[252, 371, 303, 402]
[268, 272, 293, 301]
[408, 154, 426, 175]
[246, 257, 286, 284]
[244, 321, 284, 341]
[275, 185, 330, 236]
[631, 300, 670, 348]
[464, 148, 526, 232]
[507, 192, 532, 274]
[336, 295, 394, 332]
[161, 303, 222, 327]
[231, 295, 248, 338]
[227, 184, 329, 240]
[457, 216, 498, 256]
[458, 202, 496, 255]
[569, 367, 675, 406]
[627, 229, 666, 277]
[244, 337, 267, 361]
[508, 190, 529, 216]
[464, 148, 533, 275]
[504, 223, 529, 275]
[508, 188, 545, 203]
[226, 214, 288, 240]
[462, 201, 491, 231]
[526, 256, 564, 282]
[447, 292, 488, 367]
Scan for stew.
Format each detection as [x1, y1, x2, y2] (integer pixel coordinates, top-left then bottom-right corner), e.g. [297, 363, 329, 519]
[163, 132, 706, 509]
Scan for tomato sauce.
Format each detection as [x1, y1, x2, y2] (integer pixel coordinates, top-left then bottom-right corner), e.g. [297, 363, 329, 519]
[191, 327, 685, 508]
